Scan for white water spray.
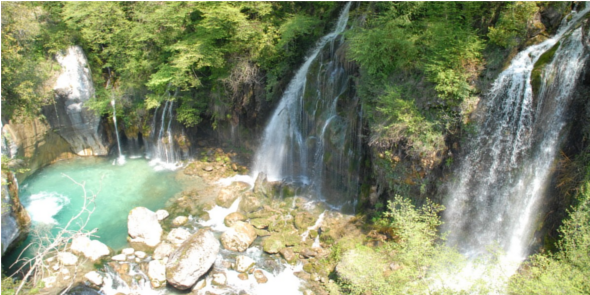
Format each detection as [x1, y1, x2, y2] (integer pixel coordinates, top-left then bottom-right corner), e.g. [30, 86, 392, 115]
[111, 99, 125, 165]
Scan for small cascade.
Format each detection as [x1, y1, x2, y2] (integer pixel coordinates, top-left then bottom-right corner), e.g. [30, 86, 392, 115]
[149, 97, 182, 170]
[252, 2, 362, 211]
[440, 6, 590, 291]
[111, 99, 125, 165]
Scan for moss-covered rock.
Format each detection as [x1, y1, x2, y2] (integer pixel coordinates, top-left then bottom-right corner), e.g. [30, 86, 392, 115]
[262, 235, 285, 254]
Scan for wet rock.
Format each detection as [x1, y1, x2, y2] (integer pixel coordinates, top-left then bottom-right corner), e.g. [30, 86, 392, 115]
[279, 248, 297, 264]
[1, 171, 31, 256]
[239, 195, 262, 213]
[70, 236, 110, 261]
[254, 229, 271, 237]
[294, 212, 316, 230]
[220, 221, 257, 252]
[262, 235, 285, 254]
[148, 259, 166, 288]
[172, 216, 188, 227]
[84, 271, 104, 286]
[156, 210, 170, 221]
[237, 273, 249, 280]
[166, 229, 219, 290]
[203, 166, 214, 172]
[211, 272, 227, 286]
[57, 251, 78, 266]
[167, 228, 191, 246]
[154, 241, 175, 260]
[224, 212, 246, 227]
[300, 248, 317, 258]
[63, 284, 101, 295]
[128, 207, 163, 248]
[253, 172, 270, 198]
[253, 270, 268, 284]
[192, 278, 207, 291]
[235, 255, 256, 273]
[250, 217, 273, 229]
[215, 188, 239, 208]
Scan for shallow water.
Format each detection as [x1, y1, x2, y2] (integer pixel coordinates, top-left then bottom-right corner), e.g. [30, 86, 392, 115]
[17, 157, 184, 252]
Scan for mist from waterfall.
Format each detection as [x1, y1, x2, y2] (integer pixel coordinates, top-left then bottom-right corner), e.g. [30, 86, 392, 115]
[438, 6, 590, 292]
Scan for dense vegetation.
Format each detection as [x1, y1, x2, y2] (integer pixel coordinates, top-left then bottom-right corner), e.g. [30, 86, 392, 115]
[2, 1, 342, 127]
[2, 2, 589, 295]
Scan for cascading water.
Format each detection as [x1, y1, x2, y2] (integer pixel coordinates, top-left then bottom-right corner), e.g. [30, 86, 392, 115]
[149, 96, 181, 170]
[251, 2, 362, 211]
[440, 5, 590, 291]
[111, 99, 125, 165]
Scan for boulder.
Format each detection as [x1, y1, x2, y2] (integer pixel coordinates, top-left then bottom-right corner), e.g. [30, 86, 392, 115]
[215, 188, 239, 208]
[156, 210, 170, 221]
[70, 236, 110, 261]
[121, 248, 135, 255]
[172, 216, 188, 227]
[153, 241, 175, 260]
[224, 212, 246, 227]
[294, 212, 316, 230]
[253, 270, 268, 284]
[148, 259, 167, 288]
[166, 229, 219, 290]
[128, 207, 162, 248]
[211, 272, 227, 286]
[279, 248, 297, 264]
[111, 254, 126, 261]
[166, 228, 191, 246]
[57, 252, 78, 266]
[239, 195, 262, 213]
[135, 251, 147, 259]
[235, 255, 256, 273]
[84, 271, 104, 286]
[220, 221, 257, 252]
[262, 235, 285, 254]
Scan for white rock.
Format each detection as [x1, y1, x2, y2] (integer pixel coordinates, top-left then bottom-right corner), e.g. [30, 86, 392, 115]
[128, 207, 163, 248]
[156, 210, 169, 221]
[52, 264, 60, 271]
[57, 252, 78, 266]
[172, 216, 188, 227]
[60, 268, 70, 275]
[72, 237, 110, 261]
[122, 248, 135, 255]
[166, 229, 220, 290]
[135, 251, 147, 259]
[112, 254, 127, 261]
[153, 242, 175, 260]
[192, 279, 207, 291]
[235, 255, 256, 273]
[85, 271, 104, 286]
[166, 228, 191, 246]
[212, 272, 227, 286]
[128, 255, 136, 260]
[148, 259, 166, 288]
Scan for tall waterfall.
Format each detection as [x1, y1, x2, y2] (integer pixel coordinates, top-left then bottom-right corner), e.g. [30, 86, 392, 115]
[251, 3, 362, 211]
[441, 6, 590, 290]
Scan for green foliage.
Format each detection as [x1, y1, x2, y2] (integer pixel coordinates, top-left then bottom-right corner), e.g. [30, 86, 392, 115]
[336, 195, 466, 295]
[1, 2, 56, 121]
[487, 2, 539, 48]
[509, 178, 590, 294]
[374, 87, 445, 160]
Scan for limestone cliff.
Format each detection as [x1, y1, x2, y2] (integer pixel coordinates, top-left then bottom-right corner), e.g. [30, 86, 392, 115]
[43, 46, 107, 156]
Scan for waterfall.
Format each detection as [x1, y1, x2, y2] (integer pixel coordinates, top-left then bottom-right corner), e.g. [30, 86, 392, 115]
[440, 6, 590, 291]
[111, 99, 125, 165]
[251, 2, 361, 210]
[149, 98, 181, 170]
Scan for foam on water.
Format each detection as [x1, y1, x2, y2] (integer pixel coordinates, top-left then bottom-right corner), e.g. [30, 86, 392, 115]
[23, 192, 70, 224]
[198, 197, 241, 232]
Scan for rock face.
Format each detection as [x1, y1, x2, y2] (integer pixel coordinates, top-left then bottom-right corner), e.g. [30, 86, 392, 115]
[220, 221, 257, 252]
[44, 46, 107, 156]
[127, 207, 162, 248]
[70, 236, 110, 261]
[166, 229, 219, 290]
[1, 171, 31, 256]
[148, 259, 167, 288]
